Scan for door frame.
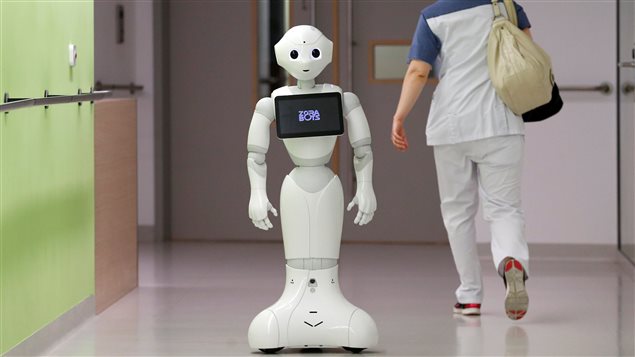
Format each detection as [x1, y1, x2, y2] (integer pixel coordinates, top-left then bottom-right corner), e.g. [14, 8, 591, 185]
[617, 0, 635, 265]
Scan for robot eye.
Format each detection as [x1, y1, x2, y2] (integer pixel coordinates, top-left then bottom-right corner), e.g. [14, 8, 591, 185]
[290, 50, 299, 60]
[311, 49, 321, 59]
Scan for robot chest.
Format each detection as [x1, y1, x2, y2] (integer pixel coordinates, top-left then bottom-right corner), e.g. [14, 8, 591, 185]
[272, 86, 344, 165]
[283, 136, 337, 165]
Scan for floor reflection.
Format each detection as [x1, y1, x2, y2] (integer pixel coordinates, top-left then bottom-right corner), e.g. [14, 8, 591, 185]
[505, 325, 528, 356]
[46, 242, 635, 356]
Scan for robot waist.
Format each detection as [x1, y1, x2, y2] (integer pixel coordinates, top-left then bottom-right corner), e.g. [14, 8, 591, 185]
[286, 258, 338, 270]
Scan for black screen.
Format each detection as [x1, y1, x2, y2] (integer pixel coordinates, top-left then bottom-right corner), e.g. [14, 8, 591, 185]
[274, 92, 344, 139]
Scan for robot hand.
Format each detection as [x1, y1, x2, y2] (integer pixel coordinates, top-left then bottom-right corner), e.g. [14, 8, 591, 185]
[346, 182, 377, 226]
[249, 189, 278, 230]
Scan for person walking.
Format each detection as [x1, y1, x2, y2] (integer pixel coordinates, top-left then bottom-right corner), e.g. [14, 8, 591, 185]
[391, 0, 532, 320]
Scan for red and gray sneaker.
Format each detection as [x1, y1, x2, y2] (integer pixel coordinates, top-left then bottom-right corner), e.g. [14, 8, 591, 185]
[453, 302, 481, 316]
[503, 258, 529, 320]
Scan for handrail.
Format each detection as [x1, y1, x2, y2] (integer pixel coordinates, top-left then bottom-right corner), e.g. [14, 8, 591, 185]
[559, 82, 612, 95]
[94, 81, 143, 94]
[2, 90, 112, 113]
[1, 97, 35, 112]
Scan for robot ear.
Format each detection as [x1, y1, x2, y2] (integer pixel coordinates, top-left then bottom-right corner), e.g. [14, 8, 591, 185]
[273, 41, 286, 66]
[320, 36, 333, 63]
[274, 39, 296, 73]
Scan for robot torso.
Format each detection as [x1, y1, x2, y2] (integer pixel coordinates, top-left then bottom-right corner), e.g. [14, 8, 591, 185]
[272, 84, 343, 167]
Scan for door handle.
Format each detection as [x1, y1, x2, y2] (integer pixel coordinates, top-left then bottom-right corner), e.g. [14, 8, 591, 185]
[619, 61, 635, 68]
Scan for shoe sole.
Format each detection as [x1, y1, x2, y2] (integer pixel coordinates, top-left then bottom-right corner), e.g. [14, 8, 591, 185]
[504, 259, 528, 320]
[453, 306, 481, 316]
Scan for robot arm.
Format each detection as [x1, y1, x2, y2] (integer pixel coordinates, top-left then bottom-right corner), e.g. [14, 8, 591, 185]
[247, 97, 278, 230]
[343, 92, 377, 226]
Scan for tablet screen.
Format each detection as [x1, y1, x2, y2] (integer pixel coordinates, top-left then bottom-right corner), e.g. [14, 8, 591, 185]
[274, 92, 344, 139]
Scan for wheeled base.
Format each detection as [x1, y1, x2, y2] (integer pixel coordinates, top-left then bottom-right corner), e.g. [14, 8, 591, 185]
[259, 347, 364, 354]
[249, 265, 378, 353]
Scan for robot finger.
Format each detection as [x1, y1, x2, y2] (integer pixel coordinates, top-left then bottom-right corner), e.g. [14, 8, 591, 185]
[264, 217, 274, 229]
[255, 220, 269, 231]
[354, 211, 363, 225]
[361, 212, 374, 225]
[269, 205, 278, 217]
[347, 199, 357, 211]
[359, 213, 369, 226]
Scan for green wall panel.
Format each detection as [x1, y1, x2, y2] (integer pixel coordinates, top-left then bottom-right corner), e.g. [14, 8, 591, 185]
[0, 1, 94, 354]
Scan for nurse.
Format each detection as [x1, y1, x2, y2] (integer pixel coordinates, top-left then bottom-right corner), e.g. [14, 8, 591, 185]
[391, 0, 532, 320]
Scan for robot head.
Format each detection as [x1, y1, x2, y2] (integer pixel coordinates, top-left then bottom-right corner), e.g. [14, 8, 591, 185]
[274, 25, 333, 81]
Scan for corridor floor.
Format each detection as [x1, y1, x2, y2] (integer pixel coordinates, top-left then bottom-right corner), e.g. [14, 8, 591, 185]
[47, 241, 635, 356]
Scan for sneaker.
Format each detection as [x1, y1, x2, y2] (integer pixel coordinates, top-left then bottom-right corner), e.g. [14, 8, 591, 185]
[453, 302, 481, 316]
[503, 258, 529, 320]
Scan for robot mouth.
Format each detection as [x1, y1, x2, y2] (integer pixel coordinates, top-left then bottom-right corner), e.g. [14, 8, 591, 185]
[302, 69, 310, 72]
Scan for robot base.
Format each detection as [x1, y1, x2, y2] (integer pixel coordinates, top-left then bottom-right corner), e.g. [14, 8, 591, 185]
[248, 264, 378, 353]
[260, 347, 364, 354]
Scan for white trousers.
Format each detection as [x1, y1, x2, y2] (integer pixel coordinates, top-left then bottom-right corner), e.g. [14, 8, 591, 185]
[433, 135, 528, 304]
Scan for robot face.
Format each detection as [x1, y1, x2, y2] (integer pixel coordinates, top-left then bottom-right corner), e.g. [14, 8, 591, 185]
[274, 25, 333, 81]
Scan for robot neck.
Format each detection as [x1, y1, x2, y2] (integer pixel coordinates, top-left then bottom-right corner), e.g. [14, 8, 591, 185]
[297, 79, 316, 90]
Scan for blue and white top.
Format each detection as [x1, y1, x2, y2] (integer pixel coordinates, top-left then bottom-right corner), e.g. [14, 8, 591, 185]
[408, 0, 531, 146]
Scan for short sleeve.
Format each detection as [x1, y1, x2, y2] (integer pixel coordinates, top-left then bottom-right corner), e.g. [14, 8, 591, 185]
[407, 13, 441, 65]
[514, 1, 531, 29]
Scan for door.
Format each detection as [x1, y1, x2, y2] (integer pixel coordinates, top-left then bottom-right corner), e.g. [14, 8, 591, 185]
[348, 1, 446, 243]
[619, 0, 635, 263]
[473, 3, 618, 247]
[168, 1, 292, 241]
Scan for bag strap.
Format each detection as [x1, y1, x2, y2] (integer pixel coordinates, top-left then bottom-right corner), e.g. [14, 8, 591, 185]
[491, 0, 519, 27]
[503, 0, 518, 27]
[490, 0, 502, 18]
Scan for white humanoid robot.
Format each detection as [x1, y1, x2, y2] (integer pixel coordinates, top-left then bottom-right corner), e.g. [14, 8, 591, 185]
[246, 25, 378, 354]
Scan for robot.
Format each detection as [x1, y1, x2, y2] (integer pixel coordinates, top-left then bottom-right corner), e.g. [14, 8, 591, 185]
[246, 25, 378, 354]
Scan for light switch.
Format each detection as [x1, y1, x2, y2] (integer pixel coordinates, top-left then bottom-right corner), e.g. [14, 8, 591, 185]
[69, 44, 77, 67]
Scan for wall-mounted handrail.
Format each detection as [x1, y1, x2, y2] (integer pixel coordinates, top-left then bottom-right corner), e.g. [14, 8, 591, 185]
[559, 82, 612, 95]
[2, 90, 112, 113]
[95, 81, 143, 94]
[1, 97, 35, 112]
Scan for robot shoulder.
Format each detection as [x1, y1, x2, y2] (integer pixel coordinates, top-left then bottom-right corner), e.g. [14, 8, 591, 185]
[254, 97, 275, 121]
[342, 92, 361, 115]
[271, 86, 292, 98]
[318, 83, 343, 94]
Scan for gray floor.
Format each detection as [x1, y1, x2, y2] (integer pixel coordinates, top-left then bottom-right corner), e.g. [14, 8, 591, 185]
[47, 241, 635, 356]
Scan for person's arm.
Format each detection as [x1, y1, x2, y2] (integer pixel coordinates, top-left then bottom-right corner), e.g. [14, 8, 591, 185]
[391, 59, 432, 152]
[523, 28, 532, 39]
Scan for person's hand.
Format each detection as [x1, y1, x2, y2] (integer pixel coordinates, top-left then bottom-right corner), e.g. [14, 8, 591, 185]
[392, 118, 409, 151]
[248, 189, 278, 230]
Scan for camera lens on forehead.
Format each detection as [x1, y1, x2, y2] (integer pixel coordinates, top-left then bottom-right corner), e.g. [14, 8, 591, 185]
[290, 50, 299, 59]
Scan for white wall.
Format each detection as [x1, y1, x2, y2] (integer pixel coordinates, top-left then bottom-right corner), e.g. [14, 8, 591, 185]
[476, 2, 618, 245]
[95, 0, 156, 229]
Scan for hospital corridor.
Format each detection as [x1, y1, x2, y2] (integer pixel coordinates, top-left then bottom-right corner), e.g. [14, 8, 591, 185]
[0, 1, 634, 356]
